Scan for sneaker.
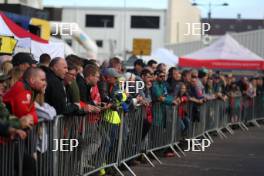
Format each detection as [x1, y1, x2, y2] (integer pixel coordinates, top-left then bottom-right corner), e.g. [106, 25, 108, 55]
[164, 152, 176, 158]
[99, 168, 106, 176]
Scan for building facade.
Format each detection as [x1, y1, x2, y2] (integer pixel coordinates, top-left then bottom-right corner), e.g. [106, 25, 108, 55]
[166, 0, 202, 44]
[0, 0, 43, 9]
[62, 7, 166, 60]
[202, 17, 264, 36]
[166, 29, 264, 58]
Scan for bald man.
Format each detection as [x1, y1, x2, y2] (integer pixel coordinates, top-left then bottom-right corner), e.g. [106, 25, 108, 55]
[44, 57, 68, 115]
[3, 67, 46, 126]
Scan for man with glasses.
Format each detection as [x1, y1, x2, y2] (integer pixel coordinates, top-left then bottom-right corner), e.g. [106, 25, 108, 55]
[151, 70, 178, 157]
[152, 70, 178, 105]
[64, 61, 80, 107]
[141, 69, 153, 103]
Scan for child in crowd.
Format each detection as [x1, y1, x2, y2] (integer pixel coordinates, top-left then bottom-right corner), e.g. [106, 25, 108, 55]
[177, 84, 190, 137]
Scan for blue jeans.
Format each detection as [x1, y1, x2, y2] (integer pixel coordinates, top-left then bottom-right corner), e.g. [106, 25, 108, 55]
[180, 117, 190, 132]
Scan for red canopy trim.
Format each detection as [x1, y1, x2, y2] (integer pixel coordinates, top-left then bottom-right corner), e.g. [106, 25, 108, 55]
[0, 12, 48, 43]
[179, 57, 264, 70]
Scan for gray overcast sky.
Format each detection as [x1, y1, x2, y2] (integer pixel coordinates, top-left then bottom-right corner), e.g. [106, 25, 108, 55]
[43, 0, 264, 19]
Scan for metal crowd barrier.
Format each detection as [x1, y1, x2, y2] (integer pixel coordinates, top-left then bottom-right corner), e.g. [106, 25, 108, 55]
[0, 138, 16, 176]
[1, 95, 264, 176]
[54, 115, 84, 176]
[117, 105, 152, 175]
[81, 110, 123, 176]
[0, 119, 54, 176]
[226, 96, 249, 131]
[145, 103, 182, 164]
[248, 95, 264, 127]
[254, 95, 264, 123]
[37, 119, 55, 176]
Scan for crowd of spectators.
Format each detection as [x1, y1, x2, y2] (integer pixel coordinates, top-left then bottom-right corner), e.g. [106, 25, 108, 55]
[1, 52, 263, 137]
[1, 52, 263, 175]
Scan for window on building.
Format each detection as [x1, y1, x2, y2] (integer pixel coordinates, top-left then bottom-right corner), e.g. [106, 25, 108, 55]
[96, 40, 103, 48]
[131, 16, 160, 29]
[258, 25, 263, 29]
[85, 15, 114, 28]
[214, 24, 220, 29]
[229, 25, 235, 29]
[247, 25, 252, 29]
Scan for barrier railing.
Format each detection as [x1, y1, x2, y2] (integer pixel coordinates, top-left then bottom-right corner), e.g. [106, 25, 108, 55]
[1, 96, 264, 176]
[0, 138, 17, 176]
[145, 103, 184, 163]
[254, 95, 264, 122]
[81, 110, 123, 176]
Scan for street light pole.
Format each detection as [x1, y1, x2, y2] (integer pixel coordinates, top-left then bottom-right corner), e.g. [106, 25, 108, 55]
[208, 1, 212, 20]
[192, 1, 229, 20]
[123, 0, 127, 61]
[192, 1, 228, 35]
[102, 19, 110, 57]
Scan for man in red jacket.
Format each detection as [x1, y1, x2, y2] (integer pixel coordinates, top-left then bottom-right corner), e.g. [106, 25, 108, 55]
[3, 67, 46, 126]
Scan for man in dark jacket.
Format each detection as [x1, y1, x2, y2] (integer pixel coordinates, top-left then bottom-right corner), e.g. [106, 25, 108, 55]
[76, 60, 97, 103]
[45, 57, 68, 115]
[38, 53, 52, 75]
[65, 55, 87, 104]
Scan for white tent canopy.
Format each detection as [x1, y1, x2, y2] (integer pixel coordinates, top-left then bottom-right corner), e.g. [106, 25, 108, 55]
[143, 48, 179, 67]
[179, 34, 264, 70]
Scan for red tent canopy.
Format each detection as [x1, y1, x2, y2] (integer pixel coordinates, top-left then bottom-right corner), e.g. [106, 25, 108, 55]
[179, 34, 264, 70]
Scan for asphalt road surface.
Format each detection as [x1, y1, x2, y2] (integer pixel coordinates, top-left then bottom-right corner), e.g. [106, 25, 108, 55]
[127, 126, 264, 176]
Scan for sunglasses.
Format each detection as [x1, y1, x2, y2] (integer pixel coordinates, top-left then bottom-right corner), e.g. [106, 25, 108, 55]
[159, 75, 166, 78]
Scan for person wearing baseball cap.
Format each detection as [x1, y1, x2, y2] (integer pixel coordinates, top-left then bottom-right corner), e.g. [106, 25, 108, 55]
[104, 68, 122, 78]
[104, 67, 128, 118]
[12, 52, 38, 73]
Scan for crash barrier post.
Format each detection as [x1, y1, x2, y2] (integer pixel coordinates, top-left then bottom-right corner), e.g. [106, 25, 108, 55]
[250, 95, 264, 127]
[0, 137, 17, 176]
[185, 100, 221, 146]
[241, 95, 255, 128]
[215, 99, 233, 138]
[254, 94, 264, 123]
[203, 100, 220, 142]
[81, 109, 124, 176]
[226, 96, 249, 131]
[0, 119, 55, 176]
[117, 105, 156, 175]
[145, 103, 182, 164]
[171, 103, 188, 156]
[54, 115, 84, 176]
[188, 102, 207, 139]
